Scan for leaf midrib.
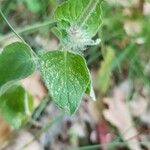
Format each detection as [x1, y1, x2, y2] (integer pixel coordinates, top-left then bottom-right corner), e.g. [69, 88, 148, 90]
[64, 51, 71, 113]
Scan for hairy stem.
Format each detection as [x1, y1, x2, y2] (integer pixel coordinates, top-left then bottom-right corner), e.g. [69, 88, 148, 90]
[0, 20, 57, 44]
[0, 9, 25, 43]
[0, 8, 37, 57]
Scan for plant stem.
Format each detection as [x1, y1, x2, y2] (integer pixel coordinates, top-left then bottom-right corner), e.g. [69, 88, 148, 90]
[77, 0, 101, 27]
[0, 9, 25, 43]
[0, 20, 57, 43]
[0, 8, 38, 57]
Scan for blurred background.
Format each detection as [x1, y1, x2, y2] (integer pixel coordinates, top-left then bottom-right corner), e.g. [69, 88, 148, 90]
[0, 0, 150, 150]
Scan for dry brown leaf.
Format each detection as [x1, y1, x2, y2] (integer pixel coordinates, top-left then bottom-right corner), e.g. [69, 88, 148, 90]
[103, 88, 142, 150]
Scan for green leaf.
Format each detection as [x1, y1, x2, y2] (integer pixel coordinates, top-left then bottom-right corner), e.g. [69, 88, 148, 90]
[97, 47, 115, 94]
[54, 0, 102, 38]
[39, 51, 90, 114]
[0, 85, 33, 128]
[24, 0, 42, 13]
[0, 42, 36, 93]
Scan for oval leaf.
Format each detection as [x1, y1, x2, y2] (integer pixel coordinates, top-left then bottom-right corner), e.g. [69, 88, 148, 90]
[0, 42, 36, 93]
[40, 51, 90, 114]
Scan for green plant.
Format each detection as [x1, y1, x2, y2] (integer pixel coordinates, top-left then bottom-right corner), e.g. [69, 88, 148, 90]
[0, 0, 103, 128]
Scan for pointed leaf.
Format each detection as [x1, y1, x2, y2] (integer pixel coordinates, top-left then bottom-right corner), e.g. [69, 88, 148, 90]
[39, 51, 90, 114]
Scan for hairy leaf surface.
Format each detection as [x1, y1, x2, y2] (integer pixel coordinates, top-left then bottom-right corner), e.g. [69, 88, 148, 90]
[54, 0, 102, 39]
[40, 51, 90, 114]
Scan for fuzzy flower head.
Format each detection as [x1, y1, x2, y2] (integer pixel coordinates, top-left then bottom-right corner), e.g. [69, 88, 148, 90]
[64, 24, 100, 52]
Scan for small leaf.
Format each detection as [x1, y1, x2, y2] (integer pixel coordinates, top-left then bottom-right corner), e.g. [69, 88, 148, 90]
[0, 42, 36, 93]
[54, 0, 102, 39]
[0, 85, 33, 128]
[39, 50, 90, 114]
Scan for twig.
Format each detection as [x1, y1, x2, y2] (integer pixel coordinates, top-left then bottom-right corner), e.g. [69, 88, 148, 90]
[0, 20, 57, 43]
[0, 9, 25, 43]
